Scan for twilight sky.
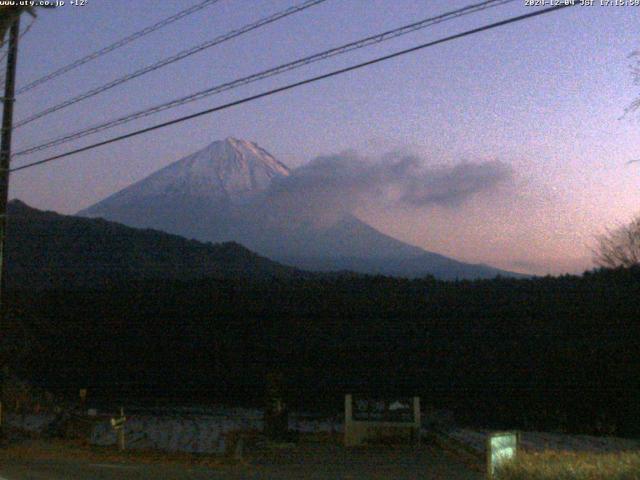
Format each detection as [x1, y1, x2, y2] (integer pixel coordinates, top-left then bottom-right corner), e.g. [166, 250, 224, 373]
[6, 0, 640, 275]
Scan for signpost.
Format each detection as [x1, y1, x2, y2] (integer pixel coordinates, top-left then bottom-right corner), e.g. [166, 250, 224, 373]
[344, 394, 420, 446]
[110, 407, 126, 451]
[486, 431, 519, 479]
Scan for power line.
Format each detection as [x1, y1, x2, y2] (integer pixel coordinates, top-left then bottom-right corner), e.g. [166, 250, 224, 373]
[15, 0, 224, 96]
[11, 4, 574, 174]
[15, 0, 515, 158]
[13, 0, 328, 129]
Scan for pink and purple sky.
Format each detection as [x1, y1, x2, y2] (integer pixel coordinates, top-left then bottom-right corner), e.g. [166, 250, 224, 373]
[7, 0, 640, 275]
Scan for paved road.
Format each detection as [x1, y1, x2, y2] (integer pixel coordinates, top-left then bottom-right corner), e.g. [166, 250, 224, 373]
[0, 444, 482, 479]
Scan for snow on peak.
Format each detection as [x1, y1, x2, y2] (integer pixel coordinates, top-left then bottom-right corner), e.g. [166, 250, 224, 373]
[91, 138, 290, 208]
[184, 137, 290, 190]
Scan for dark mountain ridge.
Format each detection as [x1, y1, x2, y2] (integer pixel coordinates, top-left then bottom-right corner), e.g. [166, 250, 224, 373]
[5, 199, 303, 290]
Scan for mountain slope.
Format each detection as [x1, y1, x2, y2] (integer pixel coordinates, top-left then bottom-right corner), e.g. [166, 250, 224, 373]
[255, 216, 515, 279]
[79, 137, 523, 280]
[5, 200, 302, 290]
[79, 138, 290, 240]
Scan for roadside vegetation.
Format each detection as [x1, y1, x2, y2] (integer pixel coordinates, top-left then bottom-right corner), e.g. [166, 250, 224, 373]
[497, 451, 640, 480]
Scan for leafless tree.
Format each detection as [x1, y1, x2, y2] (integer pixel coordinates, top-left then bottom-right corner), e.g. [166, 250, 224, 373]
[625, 51, 640, 116]
[593, 215, 640, 268]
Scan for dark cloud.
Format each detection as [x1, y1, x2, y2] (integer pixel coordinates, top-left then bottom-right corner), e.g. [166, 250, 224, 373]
[400, 160, 513, 207]
[261, 152, 513, 221]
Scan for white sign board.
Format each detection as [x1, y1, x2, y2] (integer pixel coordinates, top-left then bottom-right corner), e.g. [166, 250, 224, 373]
[344, 394, 420, 446]
[486, 431, 518, 479]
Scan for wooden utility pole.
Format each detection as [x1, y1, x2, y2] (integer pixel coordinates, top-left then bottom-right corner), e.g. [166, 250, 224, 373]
[0, 13, 20, 442]
[0, 15, 20, 304]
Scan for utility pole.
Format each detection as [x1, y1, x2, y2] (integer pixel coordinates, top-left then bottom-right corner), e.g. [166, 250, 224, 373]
[0, 15, 20, 299]
[0, 14, 20, 441]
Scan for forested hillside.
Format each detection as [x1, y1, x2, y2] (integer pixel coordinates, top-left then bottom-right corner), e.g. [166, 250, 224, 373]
[4, 200, 303, 289]
[4, 267, 639, 436]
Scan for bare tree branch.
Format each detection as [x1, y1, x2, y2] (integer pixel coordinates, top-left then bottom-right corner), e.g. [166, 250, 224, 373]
[624, 51, 640, 116]
[593, 215, 640, 268]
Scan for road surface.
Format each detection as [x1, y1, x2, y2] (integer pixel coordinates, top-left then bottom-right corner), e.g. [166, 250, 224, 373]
[0, 444, 482, 479]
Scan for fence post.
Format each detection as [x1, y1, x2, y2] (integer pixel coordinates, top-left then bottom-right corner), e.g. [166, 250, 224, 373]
[344, 394, 354, 446]
[118, 407, 125, 451]
[111, 407, 126, 451]
[413, 396, 421, 445]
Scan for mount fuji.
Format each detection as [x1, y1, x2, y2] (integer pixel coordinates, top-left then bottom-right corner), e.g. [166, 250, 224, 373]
[80, 138, 519, 280]
[80, 137, 289, 242]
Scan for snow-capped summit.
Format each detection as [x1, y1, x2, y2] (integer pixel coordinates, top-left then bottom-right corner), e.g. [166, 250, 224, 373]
[85, 138, 290, 213]
[183, 137, 290, 198]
